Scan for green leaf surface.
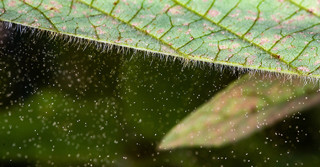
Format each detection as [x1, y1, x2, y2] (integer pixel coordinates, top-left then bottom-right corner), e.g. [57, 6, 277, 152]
[1, 0, 320, 77]
[159, 74, 320, 149]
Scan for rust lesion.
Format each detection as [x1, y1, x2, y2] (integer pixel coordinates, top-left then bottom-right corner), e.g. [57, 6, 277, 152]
[49, 7, 61, 13]
[307, 8, 314, 14]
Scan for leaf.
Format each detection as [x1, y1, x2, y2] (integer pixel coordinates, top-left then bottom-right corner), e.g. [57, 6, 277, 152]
[158, 74, 320, 149]
[1, 0, 320, 77]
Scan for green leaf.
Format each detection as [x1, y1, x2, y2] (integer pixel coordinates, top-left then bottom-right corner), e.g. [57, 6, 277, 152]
[1, 0, 320, 77]
[158, 74, 320, 149]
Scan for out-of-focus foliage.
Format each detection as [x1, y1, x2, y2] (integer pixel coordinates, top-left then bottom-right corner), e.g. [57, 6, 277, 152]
[160, 74, 320, 149]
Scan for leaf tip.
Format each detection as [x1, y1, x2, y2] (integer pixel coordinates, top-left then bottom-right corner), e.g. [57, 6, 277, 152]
[157, 138, 176, 151]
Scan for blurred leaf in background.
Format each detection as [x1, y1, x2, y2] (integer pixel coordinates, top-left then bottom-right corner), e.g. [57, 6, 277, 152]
[160, 74, 320, 149]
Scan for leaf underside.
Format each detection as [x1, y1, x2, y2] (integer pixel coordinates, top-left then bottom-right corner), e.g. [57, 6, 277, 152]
[159, 74, 320, 149]
[1, 0, 320, 78]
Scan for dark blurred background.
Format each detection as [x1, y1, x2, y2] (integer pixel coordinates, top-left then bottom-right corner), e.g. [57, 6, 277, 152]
[1, 22, 320, 166]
